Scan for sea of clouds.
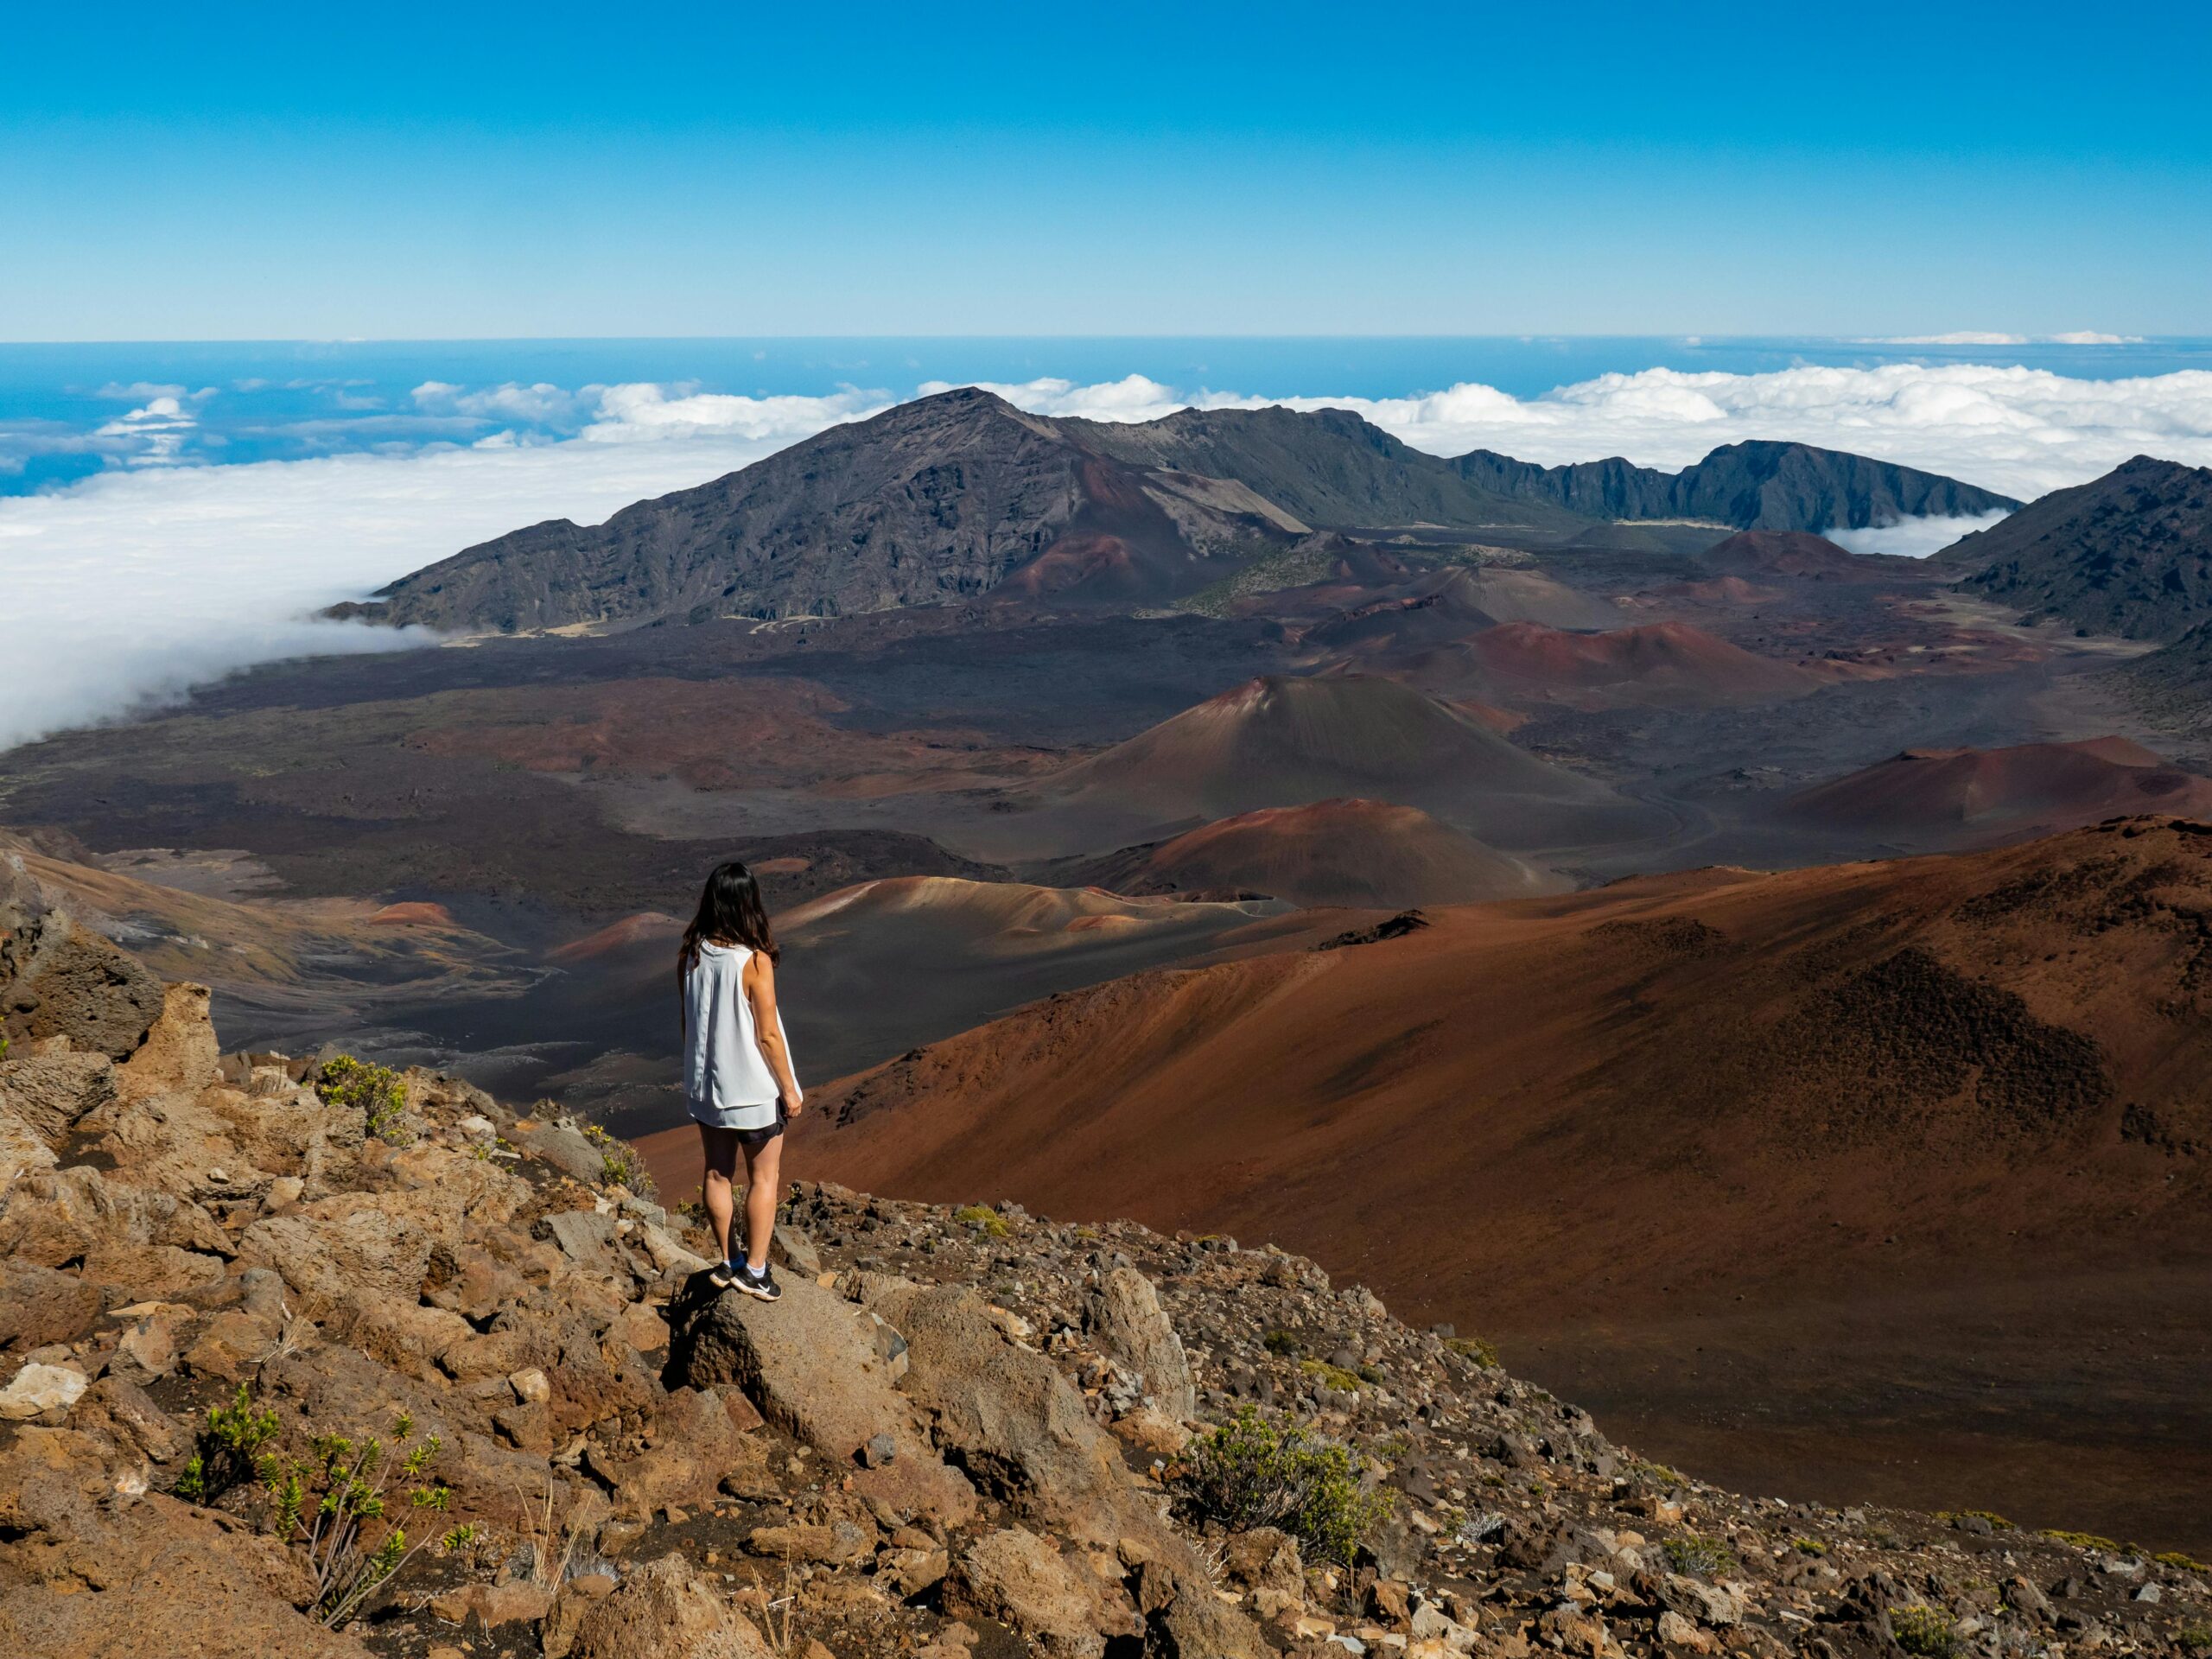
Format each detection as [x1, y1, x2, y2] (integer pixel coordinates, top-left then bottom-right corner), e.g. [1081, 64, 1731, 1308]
[6, 360, 2211, 751]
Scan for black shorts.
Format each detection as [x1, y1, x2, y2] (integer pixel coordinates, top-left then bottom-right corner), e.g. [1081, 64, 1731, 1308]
[733, 1105, 787, 1151]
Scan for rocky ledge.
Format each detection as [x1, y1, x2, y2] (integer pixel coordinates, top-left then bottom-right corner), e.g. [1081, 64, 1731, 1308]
[2, 855, 2207, 1659]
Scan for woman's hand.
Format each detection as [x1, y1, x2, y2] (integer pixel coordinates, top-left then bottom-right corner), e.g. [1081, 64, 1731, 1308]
[782, 1091, 806, 1118]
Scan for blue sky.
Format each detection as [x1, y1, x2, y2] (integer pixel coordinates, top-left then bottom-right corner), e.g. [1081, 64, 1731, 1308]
[4, 2, 2209, 340]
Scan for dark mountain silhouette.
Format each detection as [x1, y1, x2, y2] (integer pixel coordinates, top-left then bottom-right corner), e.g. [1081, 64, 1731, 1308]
[1060, 404, 1583, 533]
[1942, 454, 2212, 640]
[1454, 438, 2018, 531]
[337, 391, 2016, 634]
[335, 389, 1306, 632]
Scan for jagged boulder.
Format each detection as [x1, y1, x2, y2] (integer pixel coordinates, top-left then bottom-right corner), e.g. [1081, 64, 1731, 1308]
[541, 1551, 773, 1659]
[858, 1279, 1141, 1542]
[944, 1526, 1142, 1656]
[1085, 1265, 1197, 1421]
[0, 856, 166, 1060]
[665, 1270, 976, 1527]
[0, 1257, 105, 1352]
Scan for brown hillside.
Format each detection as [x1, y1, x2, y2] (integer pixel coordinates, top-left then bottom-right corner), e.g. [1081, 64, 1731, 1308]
[1787, 737, 2212, 842]
[1055, 798, 1567, 908]
[1014, 673, 1662, 855]
[785, 819, 2212, 1539]
[1454, 620, 1821, 708]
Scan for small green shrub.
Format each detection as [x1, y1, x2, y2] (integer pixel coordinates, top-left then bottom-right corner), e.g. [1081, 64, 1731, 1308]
[2155, 1550, 2209, 1573]
[1794, 1537, 1828, 1555]
[315, 1054, 410, 1144]
[952, 1204, 1010, 1237]
[1631, 1458, 1687, 1489]
[2042, 1528, 2121, 1551]
[2175, 1619, 2212, 1653]
[1662, 1533, 1738, 1580]
[581, 1122, 653, 1195]
[1445, 1334, 1500, 1368]
[1262, 1328, 1300, 1357]
[1298, 1357, 1363, 1393]
[262, 1409, 452, 1627]
[174, 1382, 281, 1504]
[1180, 1407, 1391, 1568]
[1890, 1605, 1959, 1659]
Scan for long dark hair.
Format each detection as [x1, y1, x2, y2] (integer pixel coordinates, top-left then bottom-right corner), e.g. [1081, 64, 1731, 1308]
[678, 860, 779, 973]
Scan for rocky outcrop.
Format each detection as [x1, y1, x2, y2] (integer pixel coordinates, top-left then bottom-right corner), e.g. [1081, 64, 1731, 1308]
[1, 854, 165, 1059]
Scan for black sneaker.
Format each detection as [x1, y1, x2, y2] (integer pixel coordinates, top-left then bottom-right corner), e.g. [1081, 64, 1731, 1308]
[735, 1262, 781, 1302]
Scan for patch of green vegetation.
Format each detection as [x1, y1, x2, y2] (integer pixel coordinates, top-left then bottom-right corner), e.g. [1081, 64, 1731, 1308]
[952, 1204, 1010, 1237]
[2042, 1529, 2122, 1552]
[262, 1409, 455, 1627]
[1173, 541, 1336, 618]
[315, 1054, 410, 1144]
[2175, 1619, 2212, 1654]
[1890, 1605, 1960, 1659]
[580, 1122, 653, 1195]
[174, 1382, 281, 1504]
[1938, 1509, 2014, 1530]
[1444, 1335, 1500, 1368]
[1630, 1458, 1687, 1489]
[1662, 1533, 1739, 1580]
[1793, 1537, 1828, 1556]
[1180, 1407, 1392, 1568]
[2155, 1551, 2210, 1573]
[1298, 1357, 1363, 1392]
[1262, 1328, 1301, 1357]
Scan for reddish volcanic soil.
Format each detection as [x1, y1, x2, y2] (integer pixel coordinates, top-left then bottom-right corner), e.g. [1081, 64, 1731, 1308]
[1003, 673, 1662, 855]
[1058, 798, 1567, 908]
[1787, 736, 2212, 844]
[781, 818, 2212, 1547]
[1701, 529, 1938, 582]
[403, 676, 1049, 794]
[1451, 620, 1821, 709]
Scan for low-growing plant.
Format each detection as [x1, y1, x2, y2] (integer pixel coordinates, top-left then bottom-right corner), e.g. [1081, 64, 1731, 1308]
[1794, 1536, 1828, 1555]
[952, 1204, 1009, 1237]
[2042, 1528, 2122, 1551]
[2155, 1551, 2209, 1573]
[1662, 1532, 1738, 1580]
[315, 1053, 410, 1144]
[1298, 1357, 1363, 1393]
[2176, 1619, 2212, 1654]
[1630, 1458, 1687, 1489]
[1262, 1328, 1301, 1357]
[261, 1408, 453, 1627]
[174, 1382, 281, 1504]
[581, 1121, 653, 1195]
[1445, 1334, 1500, 1368]
[1890, 1604, 1960, 1659]
[1180, 1407, 1392, 1568]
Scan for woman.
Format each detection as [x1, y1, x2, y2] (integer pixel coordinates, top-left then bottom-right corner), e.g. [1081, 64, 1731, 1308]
[678, 860, 804, 1301]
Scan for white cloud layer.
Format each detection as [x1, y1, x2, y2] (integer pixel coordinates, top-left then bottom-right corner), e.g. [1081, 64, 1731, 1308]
[962, 363, 2212, 503]
[1827, 511, 2013, 559]
[7, 360, 2211, 750]
[0, 431, 804, 751]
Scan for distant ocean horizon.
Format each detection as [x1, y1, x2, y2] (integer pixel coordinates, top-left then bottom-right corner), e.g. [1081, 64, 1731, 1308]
[6, 334, 2211, 494]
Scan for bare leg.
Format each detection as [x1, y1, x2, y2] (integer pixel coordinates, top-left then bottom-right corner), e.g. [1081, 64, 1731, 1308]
[697, 1124, 740, 1264]
[739, 1133, 785, 1271]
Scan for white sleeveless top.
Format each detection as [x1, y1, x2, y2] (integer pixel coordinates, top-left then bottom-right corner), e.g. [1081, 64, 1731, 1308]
[681, 942, 794, 1129]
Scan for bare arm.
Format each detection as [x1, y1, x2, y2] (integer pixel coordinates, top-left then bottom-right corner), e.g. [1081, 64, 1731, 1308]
[741, 952, 804, 1115]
